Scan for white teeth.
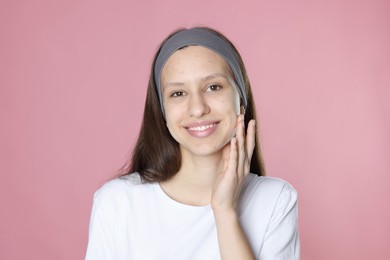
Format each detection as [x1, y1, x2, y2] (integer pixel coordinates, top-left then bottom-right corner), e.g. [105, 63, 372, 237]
[188, 123, 217, 131]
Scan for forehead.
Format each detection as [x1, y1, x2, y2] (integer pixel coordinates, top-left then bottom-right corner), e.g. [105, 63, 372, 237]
[161, 45, 232, 78]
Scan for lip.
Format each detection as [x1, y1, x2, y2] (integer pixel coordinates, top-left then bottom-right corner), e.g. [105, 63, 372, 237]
[184, 121, 219, 138]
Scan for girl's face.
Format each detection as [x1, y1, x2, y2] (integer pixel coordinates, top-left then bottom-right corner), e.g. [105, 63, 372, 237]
[161, 45, 241, 157]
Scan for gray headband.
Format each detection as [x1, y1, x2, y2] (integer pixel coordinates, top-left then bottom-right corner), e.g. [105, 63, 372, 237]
[154, 28, 247, 114]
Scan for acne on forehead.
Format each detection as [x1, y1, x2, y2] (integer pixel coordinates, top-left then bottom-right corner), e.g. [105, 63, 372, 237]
[161, 46, 235, 88]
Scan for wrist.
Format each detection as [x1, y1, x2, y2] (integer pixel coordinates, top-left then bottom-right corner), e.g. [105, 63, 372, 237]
[213, 208, 239, 223]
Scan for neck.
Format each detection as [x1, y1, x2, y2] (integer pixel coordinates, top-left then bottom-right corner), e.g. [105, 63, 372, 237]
[178, 147, 225, 184]
[159, 148, 225, 206]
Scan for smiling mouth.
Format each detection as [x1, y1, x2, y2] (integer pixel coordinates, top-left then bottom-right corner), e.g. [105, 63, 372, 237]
[186, 123, 219, 131]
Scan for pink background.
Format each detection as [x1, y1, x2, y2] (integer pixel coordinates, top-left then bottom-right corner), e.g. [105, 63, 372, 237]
[1, 0, 389, 259]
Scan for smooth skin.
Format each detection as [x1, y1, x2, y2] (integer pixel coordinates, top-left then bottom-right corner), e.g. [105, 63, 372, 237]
[160, 46, 256, 260]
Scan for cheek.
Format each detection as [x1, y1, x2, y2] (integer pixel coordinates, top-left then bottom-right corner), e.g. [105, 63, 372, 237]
[220, 110, 238, 135]
[164, 109, 186, 141]
[223, 97, 240, 117]
[228, 114, 238, 132]
[219, 94, 239, 111]
[222, 91, 240, 115]
[234, 96, 241, 115]
[165, 120, 180, 144]
[165, 116, 176, 132]
[164, 109, 178, 133]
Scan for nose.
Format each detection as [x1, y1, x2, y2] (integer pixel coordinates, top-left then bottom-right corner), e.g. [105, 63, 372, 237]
[188, 92, 210, 117]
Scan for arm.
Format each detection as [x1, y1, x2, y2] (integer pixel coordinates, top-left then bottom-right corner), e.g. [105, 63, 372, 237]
[259, 184, 300, 259]
[211, 115, 256, 260]
[213, 209, 255, 260]
[85, 189, 116, 260]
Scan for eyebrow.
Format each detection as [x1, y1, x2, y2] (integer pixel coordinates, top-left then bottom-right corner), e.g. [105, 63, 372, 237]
[163, 73, 229, 89]
[202, 73, 229, 82]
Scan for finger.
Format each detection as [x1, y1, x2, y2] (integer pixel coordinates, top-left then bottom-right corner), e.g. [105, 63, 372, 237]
[226, 137, 238, 179]
[221, 142, 231, 171]
[245, 119, 256, 173]
[236, 115, 246, 176]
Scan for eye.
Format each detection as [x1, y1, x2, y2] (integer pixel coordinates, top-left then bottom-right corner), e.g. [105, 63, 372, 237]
[206, 84, 222, 92]
[170, 91, 185, 97]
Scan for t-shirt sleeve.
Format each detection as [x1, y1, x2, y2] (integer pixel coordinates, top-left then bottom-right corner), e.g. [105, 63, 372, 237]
[259, 183, 300, 260]
[85, 187, 117, 260]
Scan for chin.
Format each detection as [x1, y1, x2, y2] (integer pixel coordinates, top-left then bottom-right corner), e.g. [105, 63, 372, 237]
[181, 137, 232, 157]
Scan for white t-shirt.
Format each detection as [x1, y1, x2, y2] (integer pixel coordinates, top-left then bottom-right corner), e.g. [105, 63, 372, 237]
[85, 173, 299, 260]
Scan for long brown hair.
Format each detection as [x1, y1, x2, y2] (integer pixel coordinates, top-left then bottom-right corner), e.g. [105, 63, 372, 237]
[120, 27, 265, 182]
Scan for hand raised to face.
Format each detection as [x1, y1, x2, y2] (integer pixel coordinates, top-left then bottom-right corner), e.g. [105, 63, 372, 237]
[211, 114, 256, 214]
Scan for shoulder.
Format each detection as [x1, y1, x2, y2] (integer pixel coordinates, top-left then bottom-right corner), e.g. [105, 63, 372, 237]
[244, 174, 296, 193]
[92, 173, 145, 208]
[238, 174, 298, 213]
[243, 174, 297, 197]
